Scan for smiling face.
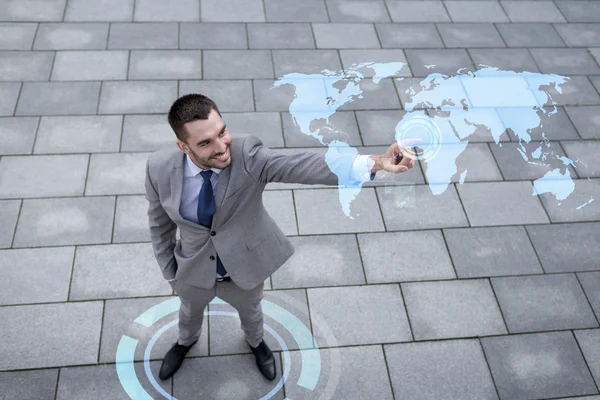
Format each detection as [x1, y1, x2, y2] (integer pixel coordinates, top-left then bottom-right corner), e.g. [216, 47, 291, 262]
[176, 109, 232, 170]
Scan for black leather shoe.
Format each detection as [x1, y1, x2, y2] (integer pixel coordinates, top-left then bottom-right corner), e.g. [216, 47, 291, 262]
[249, 340, 276, 380]
[158, 340, 198, 380]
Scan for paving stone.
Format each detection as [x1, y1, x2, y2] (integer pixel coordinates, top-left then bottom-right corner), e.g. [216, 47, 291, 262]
[180, 23, 247, 49]
[340, 78, 402, 110]
[482, 331, 598, 400]
[16, 82, 100, 116]
[248, 23, 315, 49]
[273, 49, 341, 77]
[0, 0, 66, 22]
[33, 23, 109, 50]
[457, 181, 550, 226]
[555, 23, 600, 47]
[65, 0, 134, 21]
[282, 110, 361, 147]
[0, 247, 74, 305]
[470, 48, 540, 72]
[13, 196, 115, 247]
[307, 285, 412, 346]
[377, 184, 469, 230]
[0, 369, 58, 400]
[264, 0, 329, 22]
[99, 81, 177, 114]
[358, 230, 455, 283]
[531, 48, 600, 75]
[108, 23, 178, 49]
[86, 152, 150, 195]
[493, 274, 598, 333]
[501, 0, 566, 22]
[496, 22, 566, 47]
[113, 195, 151, 243]
[537, 178, 600, 223]
[209, 288, 310, 355]
[490, 141, 576, 180]
[0, 200, 19, 248]
[590, 48, 600, 65]
[203, 50, 273, 79]
[339, 49, 410, 77]
[271, 234, 365, 288]
[201, 0, 266, 22]
[56, 362, 170, 400]
[129, 50, 202, 79]
[403, 279, 506, 339]
[376, 23, 444, 48]
[179, 80, 254, 112]
[578, 272, 600, 320]
[0, 83, 20, 116]
[575, 329, 600, 389]
[35, 115, 122, 154]
[444, 226, 543, 278]
[326, 0, 390, 22]
[122, 114, 177, 151]
[406, 49, 474, 76]
[556, 0, 600, 22]
[294, 188, 385, 234]
[385, 340, 499, 400]
[355, 109, 407, 145]
[313, 23, 380, 48]
[134, 0, 200, 21]
[438, 23, 505, 48]
[52, 50, 128, 81]
[386, 1, 450, 22]
[71, 243, 171, 300]
[527, 222, 600, 273]
[285, 345, 394, 399]
[254, 78, 296, 111]
[0, 154, 88, 198]
[262, 190, 297, 234]
[591, 75, 600, 93]
[0, 23, 37, 50]
[100, 296, 208, 364]
[173, 354, 283, 399]
[0, 301, 103, 370]
[562, 140, 600, 178]
[0, 117, 38, 155]
[222, 112, 283, 147]
[445, 1, 509, 22]
[0, 51, 54, 81]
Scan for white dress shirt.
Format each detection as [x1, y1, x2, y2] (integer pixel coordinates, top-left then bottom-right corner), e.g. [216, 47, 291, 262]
[175, 153, 375, 280]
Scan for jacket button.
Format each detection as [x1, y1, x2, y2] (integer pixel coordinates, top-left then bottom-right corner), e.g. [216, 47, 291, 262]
[210, 255, 215, 260]
[210, 231, 216, 236]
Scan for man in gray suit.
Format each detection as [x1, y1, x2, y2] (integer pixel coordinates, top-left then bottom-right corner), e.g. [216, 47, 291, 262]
[145, 93, 417, 381]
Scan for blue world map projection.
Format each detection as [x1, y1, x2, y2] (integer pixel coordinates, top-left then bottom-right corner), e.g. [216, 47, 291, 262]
[272, 62, 594, 217]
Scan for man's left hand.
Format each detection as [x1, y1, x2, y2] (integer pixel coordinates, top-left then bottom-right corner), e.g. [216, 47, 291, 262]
[369, 138, 422, 174]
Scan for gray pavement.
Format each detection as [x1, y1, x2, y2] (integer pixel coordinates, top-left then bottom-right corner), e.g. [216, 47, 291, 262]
[0, 0, 600, 399]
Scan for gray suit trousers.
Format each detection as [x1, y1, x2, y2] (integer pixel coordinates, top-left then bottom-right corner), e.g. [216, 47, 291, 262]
[174, 279, 264, 348]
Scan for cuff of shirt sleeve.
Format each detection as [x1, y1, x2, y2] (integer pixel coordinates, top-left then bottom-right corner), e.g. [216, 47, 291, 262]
[351, 155, 376, 183]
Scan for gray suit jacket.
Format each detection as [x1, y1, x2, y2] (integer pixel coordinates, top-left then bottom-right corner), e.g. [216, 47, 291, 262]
[145, 134, 359, 290]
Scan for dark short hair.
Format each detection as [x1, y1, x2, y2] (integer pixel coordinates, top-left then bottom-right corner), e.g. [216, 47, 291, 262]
[167, 94, 221, 142]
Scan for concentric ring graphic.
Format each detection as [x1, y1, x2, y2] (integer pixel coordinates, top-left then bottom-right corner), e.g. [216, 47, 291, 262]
[395, 113, 443, 162]
[115, 295, 340, 400]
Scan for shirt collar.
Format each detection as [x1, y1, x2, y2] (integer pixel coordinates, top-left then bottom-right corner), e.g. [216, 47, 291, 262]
[185, 154, 222, 177]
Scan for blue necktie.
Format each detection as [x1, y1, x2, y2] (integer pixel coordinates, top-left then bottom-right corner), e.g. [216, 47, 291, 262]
[197, 170, 227, 277]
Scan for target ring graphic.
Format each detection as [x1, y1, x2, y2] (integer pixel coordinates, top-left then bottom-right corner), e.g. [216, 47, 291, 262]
[115, 296, 338, 400]
[395, 113, 443, 162]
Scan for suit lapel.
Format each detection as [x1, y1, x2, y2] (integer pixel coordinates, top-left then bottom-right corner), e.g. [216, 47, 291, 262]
[214, 164, 231, 211]
[169, 152, 198, 228]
